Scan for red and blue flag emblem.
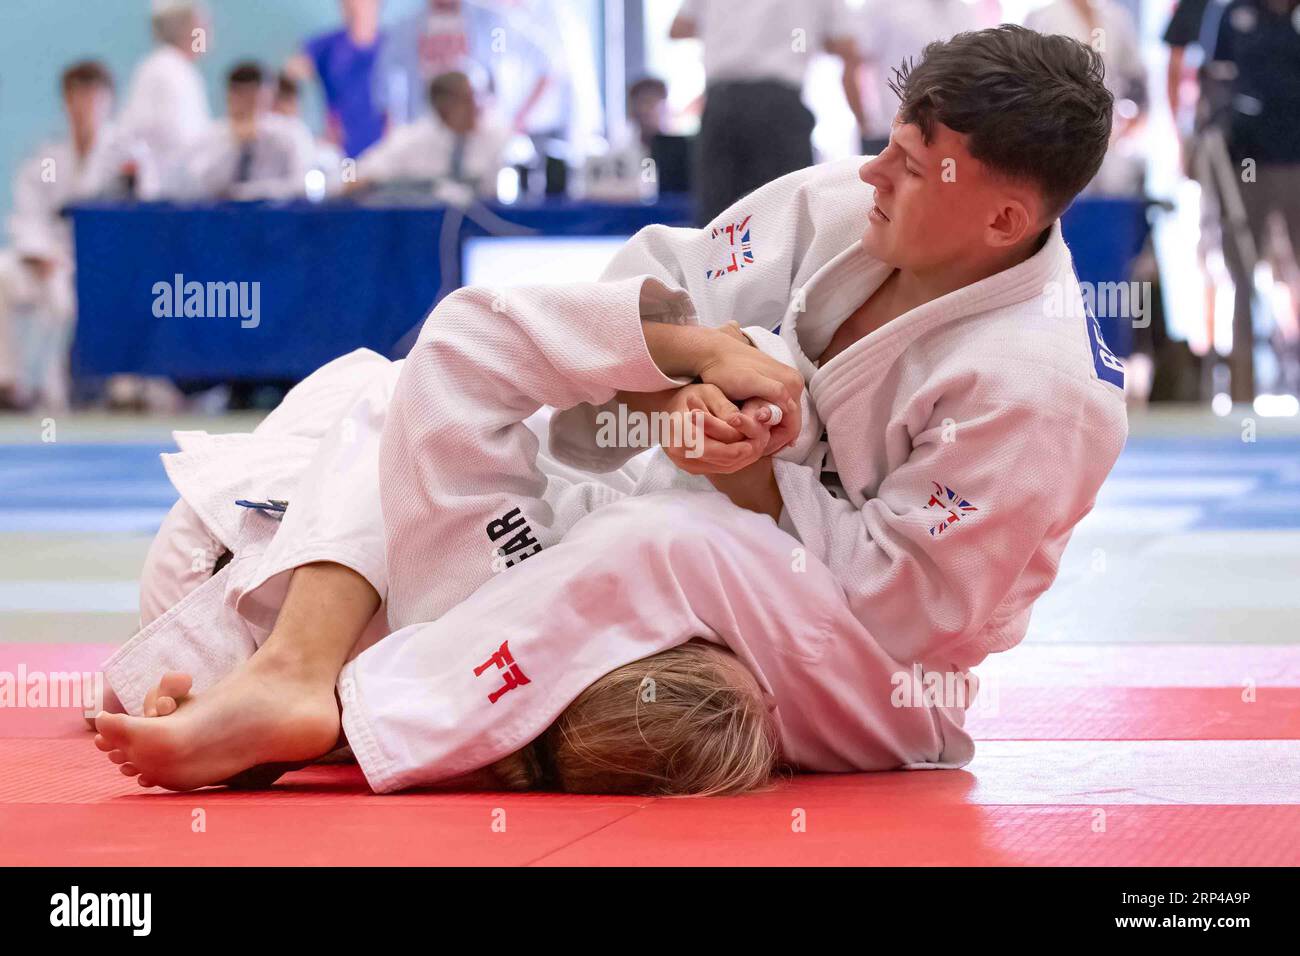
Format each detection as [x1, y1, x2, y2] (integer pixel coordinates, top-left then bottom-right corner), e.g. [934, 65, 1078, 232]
[924, 481, 978, 536]
[705, 215, 754, 280]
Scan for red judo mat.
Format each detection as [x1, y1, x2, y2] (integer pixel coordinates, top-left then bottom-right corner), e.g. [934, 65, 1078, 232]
[2, 643, 1298, 866]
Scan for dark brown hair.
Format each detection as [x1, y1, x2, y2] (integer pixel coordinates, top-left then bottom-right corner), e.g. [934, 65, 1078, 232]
[226, 61, 265, 89]
[889, 25, 1113, 219]
[61, 60, 113, 95]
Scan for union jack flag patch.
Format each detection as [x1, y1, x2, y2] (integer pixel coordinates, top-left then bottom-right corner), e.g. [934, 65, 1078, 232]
[705, 215, 754, 280]
[924, 481, 978, 537]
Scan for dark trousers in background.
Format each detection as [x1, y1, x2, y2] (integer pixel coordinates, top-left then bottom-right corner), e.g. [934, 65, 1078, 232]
[1220, 162, 1300, 401]
[695, 80, 814, 226]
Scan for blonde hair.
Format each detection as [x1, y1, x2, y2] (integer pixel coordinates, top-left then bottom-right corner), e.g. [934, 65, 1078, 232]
[491, 641, 778, 796]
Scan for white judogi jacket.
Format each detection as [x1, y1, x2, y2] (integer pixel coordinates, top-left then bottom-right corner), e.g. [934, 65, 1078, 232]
[549, 156, 1129, 670]
[104, 157, 1126, 790]
[0, 127, 158, 393]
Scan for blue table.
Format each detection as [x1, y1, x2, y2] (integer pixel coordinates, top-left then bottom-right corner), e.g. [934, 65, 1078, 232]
[69, 193, 1143, 379]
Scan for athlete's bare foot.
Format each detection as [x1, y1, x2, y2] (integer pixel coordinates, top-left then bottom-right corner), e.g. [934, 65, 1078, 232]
[93, 651, 340, 791]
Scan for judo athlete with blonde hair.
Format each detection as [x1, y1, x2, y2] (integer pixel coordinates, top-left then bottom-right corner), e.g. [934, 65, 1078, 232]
[94, 26, 1127, 794]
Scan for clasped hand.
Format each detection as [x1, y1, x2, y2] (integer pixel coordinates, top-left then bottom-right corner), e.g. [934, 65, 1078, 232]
[660, 322, 803, 476]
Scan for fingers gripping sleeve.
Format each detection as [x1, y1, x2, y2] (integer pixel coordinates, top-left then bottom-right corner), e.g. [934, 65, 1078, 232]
[549, 157, 870, 471]
[380, 276, 688, 631]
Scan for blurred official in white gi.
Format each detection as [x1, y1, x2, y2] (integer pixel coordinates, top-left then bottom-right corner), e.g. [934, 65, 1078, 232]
[0, 62, 141, 410]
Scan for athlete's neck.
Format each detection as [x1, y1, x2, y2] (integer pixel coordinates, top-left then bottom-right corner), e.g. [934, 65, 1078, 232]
[893, 226, 1048, 312]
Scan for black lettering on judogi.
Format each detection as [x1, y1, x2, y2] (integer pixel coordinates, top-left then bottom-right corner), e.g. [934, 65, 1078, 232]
[499, 525, 540, 555]
[486, 508, 526, 542]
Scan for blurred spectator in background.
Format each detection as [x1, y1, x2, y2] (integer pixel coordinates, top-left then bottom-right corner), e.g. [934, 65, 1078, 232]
[117, 0, 211, 192]
[669, 0, 859, 224]
[581, 76, 668, 198]
[175, 62, 314, 201]
[272, 71, 302, 118]
[377, 0, 501, 126]
[842, 0, 982, 156]
[0, 62, 121, 410]
[1209, 0, 1300, 400]
[627, 77, 670, 147]
[1163, 0, 1224, 367]
[376, 0, 596, 156]
[285, 0, 387, 159]
[1025, 0, 1147, 196]
[1165, 0, 1217, 146]
[353, 71, 510, 198]
[271, 71, 345, 191]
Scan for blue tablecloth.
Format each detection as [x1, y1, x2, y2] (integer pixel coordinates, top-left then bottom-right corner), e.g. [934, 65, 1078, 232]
[70, 193, 1144, 379]
[69, 197, 693, 380]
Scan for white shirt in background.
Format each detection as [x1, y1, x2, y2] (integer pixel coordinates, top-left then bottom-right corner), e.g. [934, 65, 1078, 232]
[174, 113, 314, 201]
[356, 114, 512, 198]
[851, 0, 984, 138]
[117, 45, 212, 186]
[676, 0, 855, 88]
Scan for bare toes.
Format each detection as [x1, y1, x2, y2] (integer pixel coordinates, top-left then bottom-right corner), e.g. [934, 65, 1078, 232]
[93, 733, 115, 753]
[108, 750, 128, 765]
[155, 696, 178, 717]
[159, 672, 193, 699]
[95, 712, 128, 745]
[119, 763, 140, 777]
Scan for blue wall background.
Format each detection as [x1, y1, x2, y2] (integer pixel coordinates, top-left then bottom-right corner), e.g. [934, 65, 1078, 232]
[0, 0, 428, 223]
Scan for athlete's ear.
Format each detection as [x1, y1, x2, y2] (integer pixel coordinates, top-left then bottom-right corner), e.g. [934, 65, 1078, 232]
[985, 197, 1032, 249]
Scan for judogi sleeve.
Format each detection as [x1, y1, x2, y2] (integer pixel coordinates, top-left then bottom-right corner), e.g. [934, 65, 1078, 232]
[549, 156, 870, 472]
[379, 276, 694, 631]
[773, 397, 1125, 669]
